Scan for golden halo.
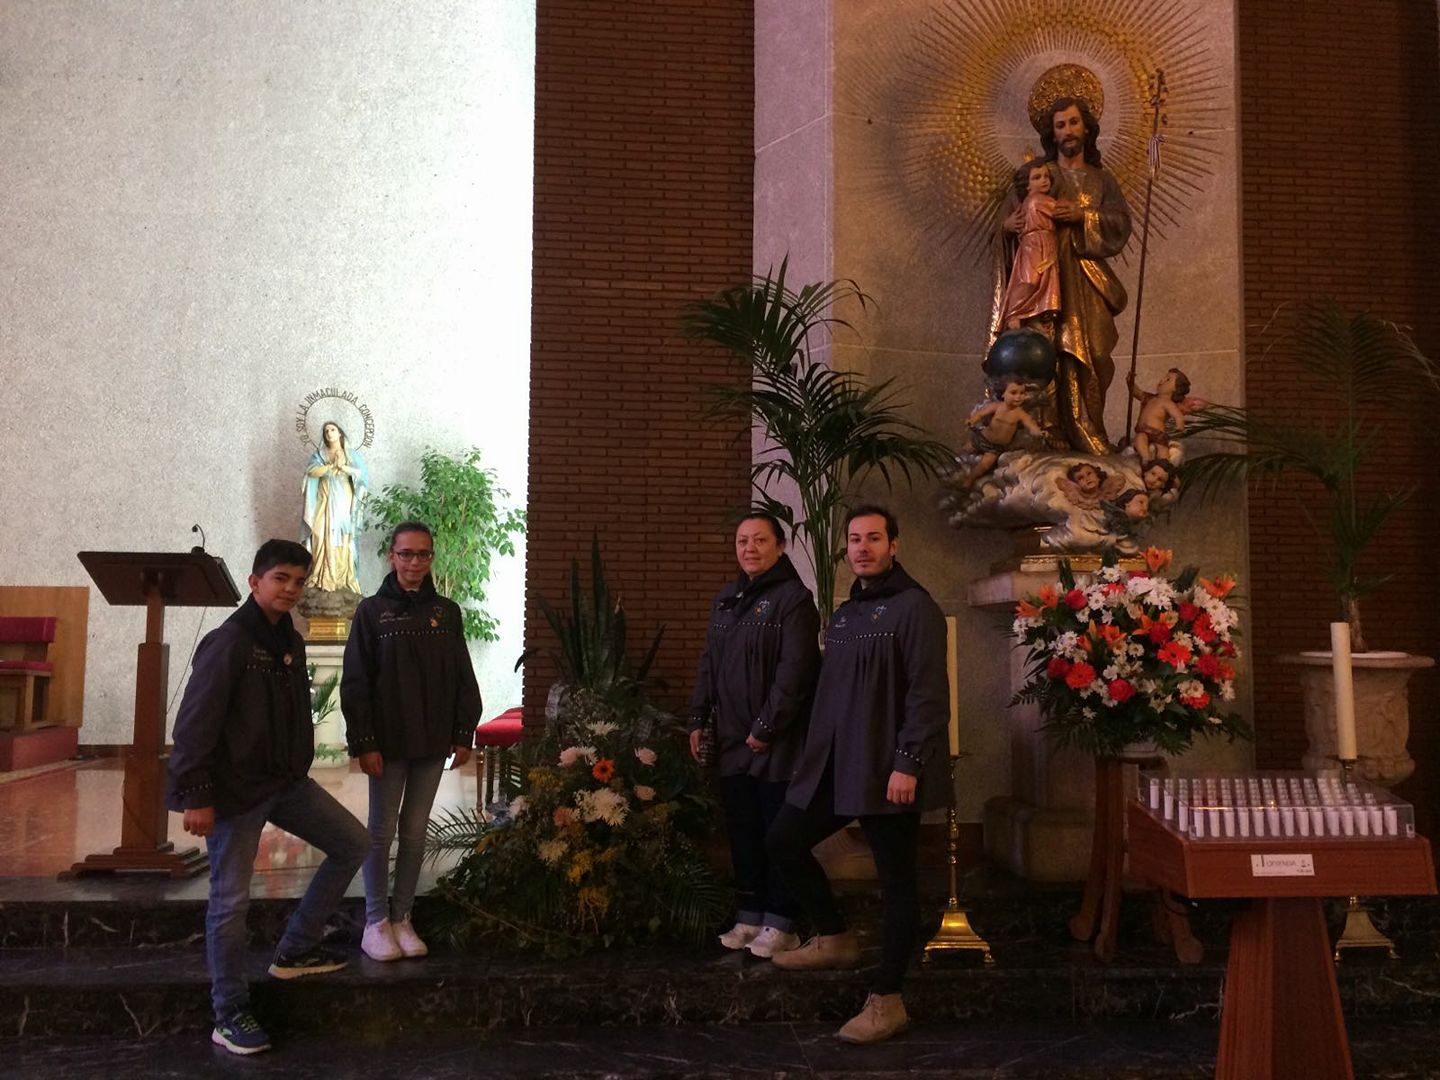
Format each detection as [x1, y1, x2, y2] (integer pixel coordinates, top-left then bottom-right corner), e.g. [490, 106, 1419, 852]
[1028, 64, 1105, 133]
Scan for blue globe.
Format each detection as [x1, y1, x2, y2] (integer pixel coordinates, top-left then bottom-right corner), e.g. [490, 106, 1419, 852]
[984, 328, 1057, 385]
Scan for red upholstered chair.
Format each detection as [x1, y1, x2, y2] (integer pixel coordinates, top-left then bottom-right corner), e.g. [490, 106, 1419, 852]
[474, 707, 523, 816]
[0, 617, 58, 731]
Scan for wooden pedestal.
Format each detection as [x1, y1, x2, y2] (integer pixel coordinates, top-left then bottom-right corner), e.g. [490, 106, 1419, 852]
[1070, 755, 1201, 963]
[1128, 802, 1435, 1080]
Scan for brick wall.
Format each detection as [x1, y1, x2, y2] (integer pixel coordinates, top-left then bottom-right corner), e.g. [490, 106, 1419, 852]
[525, 1, 754, 722]
[1237, 3, 1440, 817]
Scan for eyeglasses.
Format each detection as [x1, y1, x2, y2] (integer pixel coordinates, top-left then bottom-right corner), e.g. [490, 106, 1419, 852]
[393, 550, 435, 563]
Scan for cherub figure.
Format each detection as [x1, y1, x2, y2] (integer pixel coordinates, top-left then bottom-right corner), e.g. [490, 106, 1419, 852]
[1127, 368, 1191, 462]
[1055, 460, 1124, 511]
[996, 160, 1062, 333]
[963, 377, 1044, 487]
[1101, 487, 1150, 537]
[1141, 458, 1179, 499]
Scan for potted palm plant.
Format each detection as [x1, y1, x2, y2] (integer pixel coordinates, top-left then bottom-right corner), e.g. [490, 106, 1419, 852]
[681, 259, 953, 622]
[1181, 298, 1438, 782]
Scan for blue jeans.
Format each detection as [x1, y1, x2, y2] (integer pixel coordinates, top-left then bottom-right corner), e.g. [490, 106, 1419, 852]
[205, 778, 368, 1021]
[362, 756, 447, 926]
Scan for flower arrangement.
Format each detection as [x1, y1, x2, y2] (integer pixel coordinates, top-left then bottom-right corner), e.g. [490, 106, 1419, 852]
[426, 541, 727, 957]
[1010, 548, 1251, 756]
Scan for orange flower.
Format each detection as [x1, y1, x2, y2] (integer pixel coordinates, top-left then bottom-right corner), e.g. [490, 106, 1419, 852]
[1144, 547, 1174, 573]
[591, 759, 615, 783]
[1037, 585, 1059, 610]
[1090, 621, 1127, 652]
[1016, 598, 1041, 619]
[1199, 575, 1237, 599]
[1158, 641, 1193, 668]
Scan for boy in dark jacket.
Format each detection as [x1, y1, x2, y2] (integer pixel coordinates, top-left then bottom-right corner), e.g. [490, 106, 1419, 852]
[341, 522, 481, 962]
[768, 505, 950, 1045]
[168, 539, 369, 1056]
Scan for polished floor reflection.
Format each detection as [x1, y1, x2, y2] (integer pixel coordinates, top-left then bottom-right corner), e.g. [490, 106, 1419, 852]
[0, 758, 477, 885]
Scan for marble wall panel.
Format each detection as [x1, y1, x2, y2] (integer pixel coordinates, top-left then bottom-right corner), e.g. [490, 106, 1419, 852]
[0, 1, 536, 742]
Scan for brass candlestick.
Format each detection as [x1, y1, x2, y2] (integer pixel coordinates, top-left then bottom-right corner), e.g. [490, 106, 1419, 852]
[923, 754, 994, 966]
[1332, 756, 1398, 962]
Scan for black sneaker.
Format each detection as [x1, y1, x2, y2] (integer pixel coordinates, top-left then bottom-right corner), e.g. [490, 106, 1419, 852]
[211, 1009, 271, 1055]
[267, 945, 349, 980]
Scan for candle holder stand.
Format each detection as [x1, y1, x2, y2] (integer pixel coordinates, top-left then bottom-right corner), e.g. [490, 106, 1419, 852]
[1333, 756, 1399, 961]
[923, 754, 994, 966]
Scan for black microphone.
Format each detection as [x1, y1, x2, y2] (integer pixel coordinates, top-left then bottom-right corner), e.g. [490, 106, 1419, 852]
[191, 523, 207, 554]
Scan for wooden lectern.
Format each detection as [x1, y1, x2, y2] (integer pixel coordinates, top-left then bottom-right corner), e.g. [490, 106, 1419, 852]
[66, 551, 241, 878]
[1128, 801, 1435, 1080]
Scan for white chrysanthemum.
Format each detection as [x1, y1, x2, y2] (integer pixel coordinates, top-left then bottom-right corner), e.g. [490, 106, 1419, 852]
[1220, 682, 1237, 701]
[1127, 576, 1176, 608]
[1102, 665, 1120, 681]
[1177, 679, 1205, 699]
[1082, 707, 1097, 720]
[1086, 591, 1107, 611]
[575, 787, 629, 826]
[1100, 609, 1115, 624]
[1055, 631, 1081, 657]
[1172, 632, 1195, 651]
[538, 839, 568, 865]
[1097, 565, 1124, 583]
[1127, 642, 1146, 658]
[1013, 615, 1040, 635]
[586, 721, 619, 737]
[508, 795, 529, 819]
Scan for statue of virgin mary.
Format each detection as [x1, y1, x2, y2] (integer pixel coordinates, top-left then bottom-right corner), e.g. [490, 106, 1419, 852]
[301, 420, 368, 594]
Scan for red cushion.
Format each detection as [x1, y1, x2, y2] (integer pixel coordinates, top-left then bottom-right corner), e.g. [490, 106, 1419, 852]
[0, 617, 56, 644]
[0, 659, 54, 672]
[475, 707, 523, 747]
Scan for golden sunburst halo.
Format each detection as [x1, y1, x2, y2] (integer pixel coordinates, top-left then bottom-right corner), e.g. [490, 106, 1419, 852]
[846, 0, 1224, 262]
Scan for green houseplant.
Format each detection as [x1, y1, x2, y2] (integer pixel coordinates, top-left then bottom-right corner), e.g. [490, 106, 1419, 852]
[1181, 299, 1439, 782]
[1182, 299, 1439, 652]
[681, 259, 953, 622]
[363, 447, 526, 642]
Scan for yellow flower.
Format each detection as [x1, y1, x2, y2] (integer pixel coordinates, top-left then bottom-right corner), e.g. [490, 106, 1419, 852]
[566, 849, 594, 883]
[576, 885, 611, 918]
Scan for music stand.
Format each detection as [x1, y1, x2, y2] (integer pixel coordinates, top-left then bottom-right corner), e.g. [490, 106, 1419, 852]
[65, 551, 241, 878]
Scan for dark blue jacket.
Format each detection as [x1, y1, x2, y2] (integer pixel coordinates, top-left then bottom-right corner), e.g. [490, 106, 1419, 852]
[688, 554, 819, 781]
[341, 572, 482, 759]
[787, 562, 950, 816]
[166, 597, 313, 817]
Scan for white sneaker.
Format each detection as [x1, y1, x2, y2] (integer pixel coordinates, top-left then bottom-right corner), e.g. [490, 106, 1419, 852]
[361, 919, 402, 962]
[717, 922, 762, 950]
[391, 915, 428, 958]
[747, 926, 801, 958]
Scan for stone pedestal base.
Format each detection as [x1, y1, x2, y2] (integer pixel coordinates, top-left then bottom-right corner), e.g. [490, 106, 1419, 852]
[984, 796, 1091, 882]
[1281, 651, 1434, 788]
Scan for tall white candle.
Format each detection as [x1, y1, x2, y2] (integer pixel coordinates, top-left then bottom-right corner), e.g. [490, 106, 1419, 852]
[945, 616, 960, 757]
[1331, 621, 1358, 761]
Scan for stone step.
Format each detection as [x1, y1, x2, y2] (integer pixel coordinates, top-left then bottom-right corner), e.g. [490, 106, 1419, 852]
[8, 1020, 1440, 1079]
[4, 928, 1440, 1043]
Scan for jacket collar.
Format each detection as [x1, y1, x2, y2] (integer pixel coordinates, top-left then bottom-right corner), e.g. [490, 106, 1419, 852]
[847, 560, 922, 603]
[720, 553, 801, 610]
[378, 570, 438, 606]
[233, 595, 296, 662]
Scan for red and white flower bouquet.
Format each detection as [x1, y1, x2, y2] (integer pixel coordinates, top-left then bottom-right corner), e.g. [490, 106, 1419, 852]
[1011, 548, 1251, 756]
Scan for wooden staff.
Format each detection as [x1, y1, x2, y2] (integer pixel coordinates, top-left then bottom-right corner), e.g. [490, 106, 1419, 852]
[1124, 70, 1169, 441]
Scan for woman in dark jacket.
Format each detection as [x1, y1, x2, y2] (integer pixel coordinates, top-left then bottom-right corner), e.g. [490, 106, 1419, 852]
[341, 522, 482, 962]
[689, 513, 820, 959]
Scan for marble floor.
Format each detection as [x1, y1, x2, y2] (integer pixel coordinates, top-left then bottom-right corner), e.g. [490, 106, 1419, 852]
[0, 757, 477, 885]
[10, 1019, 1440, 1079]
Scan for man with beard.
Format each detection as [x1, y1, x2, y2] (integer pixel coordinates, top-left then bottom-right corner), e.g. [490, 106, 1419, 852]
[766, 505, 950, 1044]
[1006, 95, 1132, 454]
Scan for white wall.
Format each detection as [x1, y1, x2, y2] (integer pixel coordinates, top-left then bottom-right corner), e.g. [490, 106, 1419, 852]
[0, 1, 535, 742]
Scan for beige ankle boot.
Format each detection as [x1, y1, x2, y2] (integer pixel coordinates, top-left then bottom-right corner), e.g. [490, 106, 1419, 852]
[769, 930, 861, 970]
[837, 992, 910, 1043]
